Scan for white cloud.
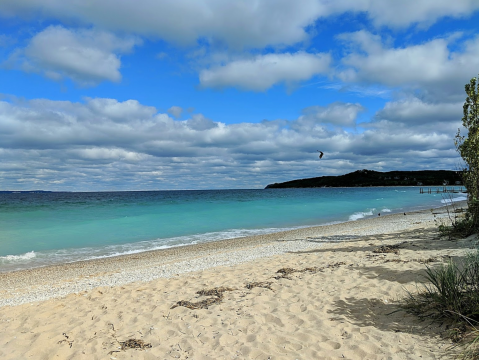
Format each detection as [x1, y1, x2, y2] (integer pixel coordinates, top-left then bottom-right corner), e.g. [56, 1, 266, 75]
[199, 52, 331, 91]
[375, 98, 462, 124]
[1, 0, 478, 52]
[8, 26, 139, 85]
[0, 96, 463, 190]
[338, 30, 479, 101]
[298, 102, 365, 127]
[186, 114, 218, 131]
[168, 106, 183, 119]
[72, 148, 147, 162]
[0, 0, 323, 49]
[344, 0, 479, 28]
[87, 98, 156, 122]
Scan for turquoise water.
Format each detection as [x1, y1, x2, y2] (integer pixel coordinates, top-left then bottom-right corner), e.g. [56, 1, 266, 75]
[0, 187, 466, 272]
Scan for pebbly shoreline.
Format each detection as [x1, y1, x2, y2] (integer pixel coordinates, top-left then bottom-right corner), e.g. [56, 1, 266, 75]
[0, 203, 465, 307]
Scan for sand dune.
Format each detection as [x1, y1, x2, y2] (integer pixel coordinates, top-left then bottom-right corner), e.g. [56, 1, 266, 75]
[0, 206, 473, 359]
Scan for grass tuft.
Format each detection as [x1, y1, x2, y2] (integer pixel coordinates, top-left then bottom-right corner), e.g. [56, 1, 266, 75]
[403, 249, 479, 358]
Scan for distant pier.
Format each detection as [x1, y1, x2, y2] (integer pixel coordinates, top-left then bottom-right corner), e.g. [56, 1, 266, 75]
[419, 187, 466, 194]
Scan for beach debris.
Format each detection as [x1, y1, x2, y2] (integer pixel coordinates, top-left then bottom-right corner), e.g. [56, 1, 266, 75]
[415, 257, 438, 264]
[275, 267, 297, 279]
[196, 286, 235, 297]
[245, 281, 273, 291]
[118, 339, 152, 351]
[173, 264, 348, 311]
[326, 262, 346, 269]
[274, 265, 342, 279]
[384, 258, 409, 263]
[171, 287, 235, 310]
[58, 333, 74, 348]
[373, 244, 401, 255]
[171, 297, 221, 310]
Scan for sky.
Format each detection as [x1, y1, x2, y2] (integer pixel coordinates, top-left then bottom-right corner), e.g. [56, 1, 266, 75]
[1, 1, 479, 191]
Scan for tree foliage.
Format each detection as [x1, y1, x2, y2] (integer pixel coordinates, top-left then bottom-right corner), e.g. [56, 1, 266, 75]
[456, 75, 479, 233]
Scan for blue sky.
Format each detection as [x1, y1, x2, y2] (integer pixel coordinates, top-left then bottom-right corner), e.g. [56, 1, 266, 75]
[1, 1, 479, 191]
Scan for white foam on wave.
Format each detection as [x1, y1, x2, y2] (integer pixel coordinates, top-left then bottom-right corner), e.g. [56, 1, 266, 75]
[441, 195, 468, 204]
[349, 209, 375, 221]
[84, 226, 307, 261]
[381, 208, 392, 213]
[0, 226, 313, 272]
[0, 251, 36, 263]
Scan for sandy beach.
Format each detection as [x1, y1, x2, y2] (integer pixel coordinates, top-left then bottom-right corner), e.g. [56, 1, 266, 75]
[0, 203, 475, 359]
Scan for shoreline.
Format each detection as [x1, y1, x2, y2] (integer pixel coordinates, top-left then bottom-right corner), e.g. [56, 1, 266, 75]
[1, 194, 464, 273]
[0, 201, 475, 359]
[0, 188, 466, 274]
[0, 202, 467, 308]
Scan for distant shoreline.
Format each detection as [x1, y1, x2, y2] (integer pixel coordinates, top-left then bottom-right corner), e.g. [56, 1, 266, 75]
[265, 169, 462, 189]
[0, 184, 467, 193]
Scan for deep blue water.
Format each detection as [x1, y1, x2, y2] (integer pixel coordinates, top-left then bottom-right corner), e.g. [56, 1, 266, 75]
[0, 187, 466, 272]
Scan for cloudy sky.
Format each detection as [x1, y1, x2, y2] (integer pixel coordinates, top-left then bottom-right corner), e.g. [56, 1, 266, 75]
[0, 1, 478, 191]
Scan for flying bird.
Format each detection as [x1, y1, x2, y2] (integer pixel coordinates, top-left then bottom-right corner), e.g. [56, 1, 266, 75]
[317, 150, 324, 159]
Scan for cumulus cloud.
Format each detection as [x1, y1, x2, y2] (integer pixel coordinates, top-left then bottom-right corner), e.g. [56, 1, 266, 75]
[87, 98, 156, 121]
[338, 30, 479, 101]
[375, 98, 462, 125]
[298, 102, 365, 127]
[0, 96, 463, 190]
[186, 114, 218, 131]
[7, 26, 139, 85]
[346, 0, 479, 28]
[0, 0, 323, 49]
[168, 106, 183, 119]
[1, 0, 478, 51]
[199, 52, 331, 91]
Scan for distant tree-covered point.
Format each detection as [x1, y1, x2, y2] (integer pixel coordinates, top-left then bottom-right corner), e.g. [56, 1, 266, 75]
[264, 169, 462, 189]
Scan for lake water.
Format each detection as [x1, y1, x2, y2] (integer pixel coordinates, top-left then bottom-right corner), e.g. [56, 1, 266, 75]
[0, 187, 466, 272]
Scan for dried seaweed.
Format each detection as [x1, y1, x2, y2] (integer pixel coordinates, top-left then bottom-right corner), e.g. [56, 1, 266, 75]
[196, 287, 235, 297]
[172, 264, 347, 310]
[119, 338, 152, 351]
[245, 281, 273, 290]
[373, 244, 401, 255]
[384, 258, 409, 263]
[325, 262, 346, 268]
[274, 267, 297, 279]
[58, 333, 73, 348]
[301, 267, 321, 273]
[415, 257, 438, 264]
[171, 287, 234, 310]
[275, 264, 344, 279]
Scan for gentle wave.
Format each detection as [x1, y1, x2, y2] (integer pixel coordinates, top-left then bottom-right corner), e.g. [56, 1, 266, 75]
[441, 195, 468, 204]
[349, 209, 375, 221]
[0, 187, 466, 273]
[0, 226, 309, 272]
[0, 251, 36, 264]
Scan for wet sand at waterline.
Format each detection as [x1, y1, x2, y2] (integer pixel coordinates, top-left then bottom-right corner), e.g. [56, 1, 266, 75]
[0, 202, 473, 359]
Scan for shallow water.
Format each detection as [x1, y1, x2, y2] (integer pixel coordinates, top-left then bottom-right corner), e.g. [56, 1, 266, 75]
[0, 187, 466, 272]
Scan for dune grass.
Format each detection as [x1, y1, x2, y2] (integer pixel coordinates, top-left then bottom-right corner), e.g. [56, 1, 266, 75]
[404, 249, 479, 358]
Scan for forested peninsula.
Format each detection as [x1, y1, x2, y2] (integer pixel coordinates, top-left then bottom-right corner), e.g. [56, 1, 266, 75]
[265, 169, 462, 189]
